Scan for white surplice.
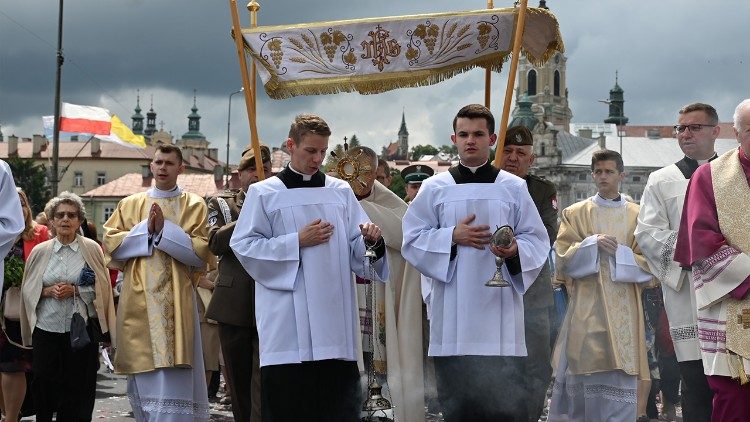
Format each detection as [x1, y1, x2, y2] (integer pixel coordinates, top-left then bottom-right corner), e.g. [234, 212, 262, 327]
[111, 187, 208, 421]
[635, 164, 701, 362]
[229, 176, 388, 367]
[401, 170, 549, 357]
[0, 159, 25, 290]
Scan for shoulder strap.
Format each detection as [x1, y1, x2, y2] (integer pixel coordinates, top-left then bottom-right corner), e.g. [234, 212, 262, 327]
[216, 197, 233, 225]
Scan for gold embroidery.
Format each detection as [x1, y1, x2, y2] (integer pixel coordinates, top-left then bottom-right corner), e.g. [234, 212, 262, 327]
[737, 309, 750, 329]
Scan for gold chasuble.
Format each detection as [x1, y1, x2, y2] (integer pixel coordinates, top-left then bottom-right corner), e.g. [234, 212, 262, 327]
[104, 191, 210, 374]
[555, 199, 651, 380]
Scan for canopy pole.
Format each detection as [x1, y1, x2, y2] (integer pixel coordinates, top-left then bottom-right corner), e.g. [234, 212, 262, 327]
[492, 0, 528, 168]
[229, 0, 265, 180]
[483, 0, 494, 109]
[247, 1, 265, 177]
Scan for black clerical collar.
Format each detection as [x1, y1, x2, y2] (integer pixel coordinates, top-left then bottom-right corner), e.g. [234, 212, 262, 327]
[675, 153, 717, 179]
[276, 165, 325, 188]
[449, 161, 499, 184]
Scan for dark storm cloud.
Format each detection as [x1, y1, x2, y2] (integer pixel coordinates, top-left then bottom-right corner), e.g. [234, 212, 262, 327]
[2, 0, 749, 163]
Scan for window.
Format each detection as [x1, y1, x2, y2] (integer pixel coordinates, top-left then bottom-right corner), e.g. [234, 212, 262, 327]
[97, 172, 106, 186]
[103, 206, 115, 223]
[632, 176, 641, 182]
[527, 69, 537, 96]
[575, 191, 588, 200]
[554, 70, 561, 96]
[74, 171, 83, 187]
[578, 173, 587, 181]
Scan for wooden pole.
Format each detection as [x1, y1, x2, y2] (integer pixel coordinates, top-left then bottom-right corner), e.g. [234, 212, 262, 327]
[247, 0, 264, 178]
[483, 0, 493, 109]
[492, 0, 528, 168]
[228, 0, 265, 180]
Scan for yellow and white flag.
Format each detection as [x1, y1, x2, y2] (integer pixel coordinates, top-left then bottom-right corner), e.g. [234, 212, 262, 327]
[97, 115, 147, 149]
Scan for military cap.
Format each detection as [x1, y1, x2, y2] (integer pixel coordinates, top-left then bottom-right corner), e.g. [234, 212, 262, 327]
[238, 144, 271, 171]
[505, 126, 533, 146]
[401, 164, 434, 184]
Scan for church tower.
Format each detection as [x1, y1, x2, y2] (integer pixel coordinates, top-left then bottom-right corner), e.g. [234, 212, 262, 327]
[398, 110, 409, 159]
[603, 72, 629, 126]
[131, 91, 144, 135]
[182, 90, 205, 140]
[511, 2, 572, 132]
[144, 96, 157, 137]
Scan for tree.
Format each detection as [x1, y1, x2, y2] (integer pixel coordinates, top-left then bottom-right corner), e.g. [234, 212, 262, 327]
[388, 171, 406, 200]
[7, 157, 50, 215]
[409, 144, 439, 161]
[438, 144, 458, 156]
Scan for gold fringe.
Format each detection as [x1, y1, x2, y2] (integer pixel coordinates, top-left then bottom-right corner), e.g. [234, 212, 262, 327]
[728, 354, 749, 385]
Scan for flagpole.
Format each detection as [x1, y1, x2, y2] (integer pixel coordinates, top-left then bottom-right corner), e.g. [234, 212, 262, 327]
[228, 0, 265, 182]
[483, 0, 493, 109]
[247, 0, 264, 179]
[492, 0, 527, 168]
[51, 0, 64, 197]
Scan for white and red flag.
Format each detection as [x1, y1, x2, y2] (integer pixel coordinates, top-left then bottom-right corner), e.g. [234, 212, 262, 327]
[59, 103, 112, 135]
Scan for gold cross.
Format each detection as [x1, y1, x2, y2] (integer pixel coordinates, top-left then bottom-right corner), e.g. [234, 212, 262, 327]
[737, 309, 750, 329]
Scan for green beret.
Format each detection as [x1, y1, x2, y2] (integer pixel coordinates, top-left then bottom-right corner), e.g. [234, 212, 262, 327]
[505, 126, 533, 146]
[401, 164, 434, 184]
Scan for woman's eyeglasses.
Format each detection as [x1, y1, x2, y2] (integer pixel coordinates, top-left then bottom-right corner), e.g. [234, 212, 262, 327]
[54, 211, 78, 220]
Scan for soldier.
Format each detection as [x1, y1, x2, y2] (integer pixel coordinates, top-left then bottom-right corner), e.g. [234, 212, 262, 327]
[500, 125, 557, 422]
[205, 144, 271, 422]
[400, 164, 434, 203]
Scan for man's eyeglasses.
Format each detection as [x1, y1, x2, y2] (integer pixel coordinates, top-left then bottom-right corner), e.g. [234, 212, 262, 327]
[54, 211, 78, 220]
[674, 124, 715, 134]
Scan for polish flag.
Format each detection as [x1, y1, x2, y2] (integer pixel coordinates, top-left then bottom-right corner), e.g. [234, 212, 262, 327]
[59, 103, 112, 135]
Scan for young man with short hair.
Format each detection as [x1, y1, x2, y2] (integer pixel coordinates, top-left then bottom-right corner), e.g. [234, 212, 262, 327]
[402, 104, 549, 421]
[550, 149, 654, 421]
[230, 114, 388, 421]
[103, 144, 213, 421]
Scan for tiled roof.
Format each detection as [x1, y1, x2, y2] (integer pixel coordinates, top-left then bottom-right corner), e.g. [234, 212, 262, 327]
[82, 173, 221, 199]
[0, 139, 223, 171]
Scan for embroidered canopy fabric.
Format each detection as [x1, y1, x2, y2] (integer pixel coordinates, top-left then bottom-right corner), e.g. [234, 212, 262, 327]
[241, 7, 563, 99]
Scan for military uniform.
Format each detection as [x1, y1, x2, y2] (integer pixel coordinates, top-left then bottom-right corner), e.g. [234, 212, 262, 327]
[205, 188, 261, 422]
[504, 125, 559, 421]
[401, 164, 434, 203]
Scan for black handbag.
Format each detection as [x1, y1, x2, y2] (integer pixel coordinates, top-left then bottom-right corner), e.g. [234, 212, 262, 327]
[70, 290, 91, 350]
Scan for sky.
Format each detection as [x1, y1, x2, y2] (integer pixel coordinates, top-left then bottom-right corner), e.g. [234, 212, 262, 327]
[1, 0, 748, 165]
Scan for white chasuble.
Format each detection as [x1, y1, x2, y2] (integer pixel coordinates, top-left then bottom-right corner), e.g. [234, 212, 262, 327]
[230, 176, 388, 367]
[402, 171, 550, 357]
[635, 164, 701, 362]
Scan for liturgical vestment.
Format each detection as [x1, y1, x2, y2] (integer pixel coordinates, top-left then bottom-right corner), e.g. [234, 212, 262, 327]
[359, 180, 424, 422]
[402, 166, 549, 357]
[104, 186, 211, 421]
[229, 173, 388, 367]
[550, 195, 654, 422]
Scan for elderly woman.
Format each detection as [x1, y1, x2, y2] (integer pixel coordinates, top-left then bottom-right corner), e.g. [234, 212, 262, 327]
[19, 192, 115, 422]
[0, 189, 48, 422]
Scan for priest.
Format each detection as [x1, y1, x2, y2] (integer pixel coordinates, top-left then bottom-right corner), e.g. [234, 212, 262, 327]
[229, 114, 388, 421]
[348, 146, 424, 422]
[103, 144, 212, 421]
[674, 98, 750, 420]
[402, 104, 549, 421]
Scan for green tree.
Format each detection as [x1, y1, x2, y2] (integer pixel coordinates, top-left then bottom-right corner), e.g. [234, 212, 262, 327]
[438, 144, 457, 155]
[7, 157, 50, 214]
[388, 171, 406, 200]
[409, 144, 439, 161]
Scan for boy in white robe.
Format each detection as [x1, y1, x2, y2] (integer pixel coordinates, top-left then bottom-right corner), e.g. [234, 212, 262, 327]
[402, 104, 549, 421]
[230, 114, 388, 422]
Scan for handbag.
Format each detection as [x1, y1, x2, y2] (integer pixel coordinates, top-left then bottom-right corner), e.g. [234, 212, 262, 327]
[77, 264, 96, 287]
[70, 289, 91, 350]
[2, 286, 21, 321]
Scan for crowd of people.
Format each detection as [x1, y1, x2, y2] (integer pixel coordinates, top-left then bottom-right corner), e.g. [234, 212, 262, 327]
[1, 98, 750, 422]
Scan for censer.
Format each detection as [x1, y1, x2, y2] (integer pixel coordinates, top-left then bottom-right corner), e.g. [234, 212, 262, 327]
[332, 139, 395, 421]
